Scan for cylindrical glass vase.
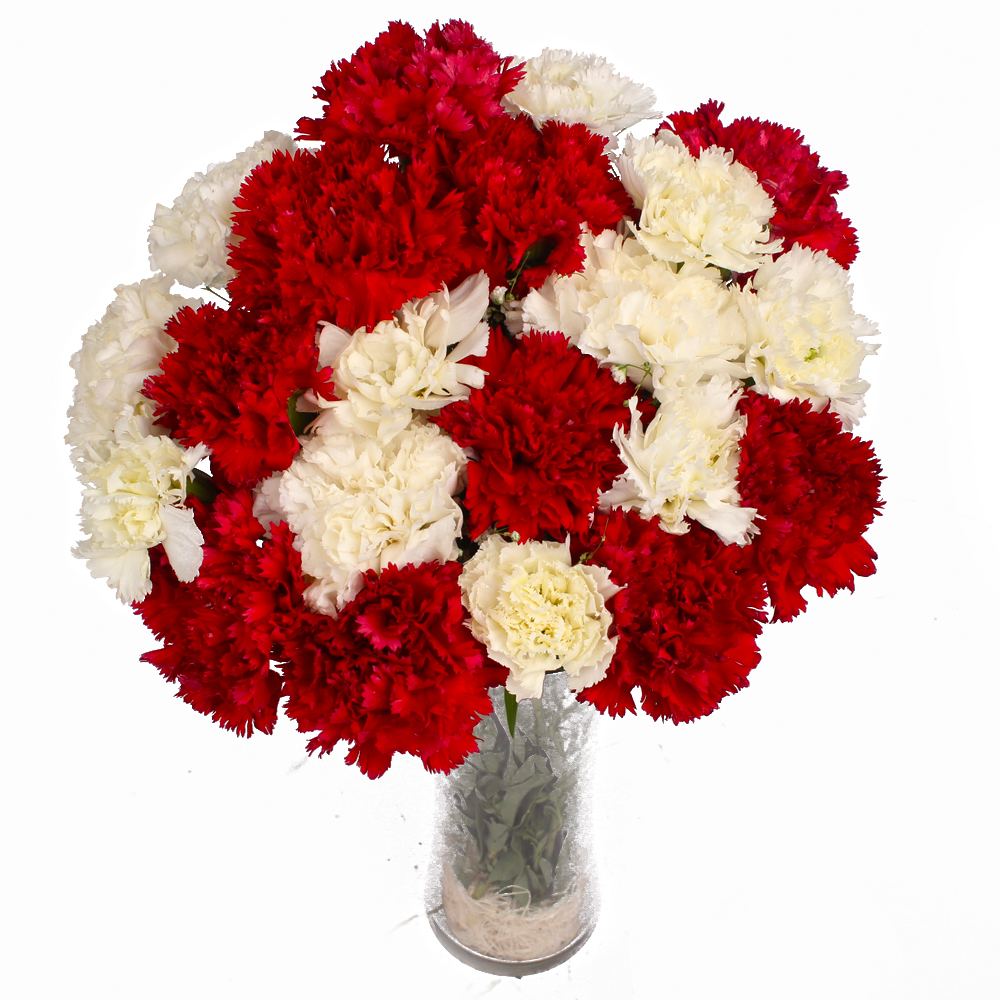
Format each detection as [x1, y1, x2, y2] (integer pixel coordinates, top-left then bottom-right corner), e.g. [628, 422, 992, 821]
[426, 671, 598, 977]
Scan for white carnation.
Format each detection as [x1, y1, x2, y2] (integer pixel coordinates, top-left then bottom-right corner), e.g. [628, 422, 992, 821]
[459, 535, 619, 701]
[741, 245, 879, 428]
[522, 229, 748, 396]
[604, 380, 757, 546]
[503, 49, 656, 146]
[75, 434, 206, 604]
[618, 134, 780, 272]
[66, 275, 201, 473]
[262, 421, 467, 615]
[311, 273, 490, 443]
[148, 131, 296, 289]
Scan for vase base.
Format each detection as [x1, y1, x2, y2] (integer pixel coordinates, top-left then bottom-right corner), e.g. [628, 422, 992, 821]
[426, 907, 595, 978]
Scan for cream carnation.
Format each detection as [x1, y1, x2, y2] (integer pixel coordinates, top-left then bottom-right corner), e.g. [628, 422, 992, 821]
[75, 435, 206, 603]
[260, 421, 467, 615]
[459, 535, 619, 701]
[66, 275, 201, 473]
[522, 229, 748, 396]
[312, 273, 490, 443]
[604, 380, 757, 546]
[503, 48, 656, 145]
[148, 131, 296, 289]
[618, 134, 780, 272]
[740, 245, 878, 428]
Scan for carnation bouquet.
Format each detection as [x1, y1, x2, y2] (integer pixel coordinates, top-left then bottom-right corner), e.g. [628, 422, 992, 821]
[67, 19, 882, 975]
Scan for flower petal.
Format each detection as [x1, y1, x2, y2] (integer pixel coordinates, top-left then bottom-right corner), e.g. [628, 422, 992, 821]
[160, 503, 205, 582]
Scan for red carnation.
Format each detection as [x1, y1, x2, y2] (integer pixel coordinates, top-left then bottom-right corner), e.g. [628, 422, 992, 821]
[241, 77, 629, 331]
[434, 331, 641, 541]
[571, 509, 768, 723]
[135, 491, 301, 737]
[279, 561, 506, 778]
[736, 393, 884, 622]
[297, 20, 523, 155]
[660, 100, 858, 267]
[451, 116, 633, 292]
[227, 142, 480, 333]
[146, 303, 333, 487]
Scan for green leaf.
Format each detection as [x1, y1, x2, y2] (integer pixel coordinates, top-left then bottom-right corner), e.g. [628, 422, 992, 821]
[487, 714, 511, 755]
[526, 866, 544, 900]
[186, 468, 219, 504]
[519, 236, 556, 270]
[499, 773, 552, 827]
[472, 797, 488, 854]
[507, 756, 540, 786]
[488, 847, 525, 887]
[538, 857, 553, 888]
[486, 821, 510, 857]
[550, 829, 566, 871]
[476, 773, 502, 800]
[286, 391, 315, 435]
[504, 689, 518, 739]
[478, 748, 507, 775]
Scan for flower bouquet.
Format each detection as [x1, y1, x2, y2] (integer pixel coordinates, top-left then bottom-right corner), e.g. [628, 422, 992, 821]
[67, 19, 882, 975]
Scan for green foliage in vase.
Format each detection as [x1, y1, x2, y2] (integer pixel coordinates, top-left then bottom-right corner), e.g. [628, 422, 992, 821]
[453, 713, 570, 904]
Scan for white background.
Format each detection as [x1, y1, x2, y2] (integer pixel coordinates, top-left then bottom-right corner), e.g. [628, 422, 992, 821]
[3, 2, 997, 997]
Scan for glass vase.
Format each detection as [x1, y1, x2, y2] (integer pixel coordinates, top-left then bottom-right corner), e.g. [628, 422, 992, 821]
[426, 671, 598, 977]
